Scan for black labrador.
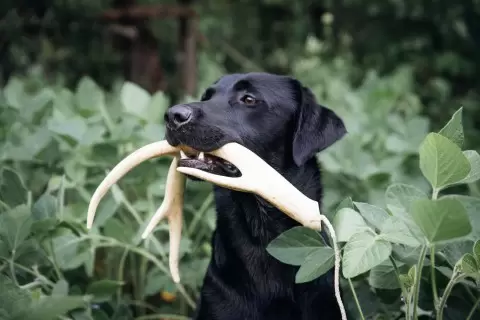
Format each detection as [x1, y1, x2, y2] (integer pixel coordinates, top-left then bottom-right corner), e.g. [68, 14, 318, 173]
[164, 72, 347, 320]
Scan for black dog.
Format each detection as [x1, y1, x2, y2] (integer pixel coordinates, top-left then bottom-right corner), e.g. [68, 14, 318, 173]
[165, 73, 347, 320]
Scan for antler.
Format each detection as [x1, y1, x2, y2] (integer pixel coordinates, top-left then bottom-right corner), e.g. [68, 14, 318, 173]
[176, 143, 322, 230]
[86, 140, 186, 282]
[87, 141, 322, 282]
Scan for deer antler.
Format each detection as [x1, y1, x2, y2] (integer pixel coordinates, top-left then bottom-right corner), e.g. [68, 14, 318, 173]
[86, 140, 186, 282]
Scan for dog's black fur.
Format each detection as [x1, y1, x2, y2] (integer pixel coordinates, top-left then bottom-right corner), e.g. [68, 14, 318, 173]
[165, 73, 347, 320]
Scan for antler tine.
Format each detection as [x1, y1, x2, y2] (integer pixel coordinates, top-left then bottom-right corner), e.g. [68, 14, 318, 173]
[87, 141, 179, 229]
[141, 157, 186, 283]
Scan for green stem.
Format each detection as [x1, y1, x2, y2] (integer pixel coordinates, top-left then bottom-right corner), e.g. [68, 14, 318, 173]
[466, 296, 480, 320]
[430, 245, 439, 306]
[347, 278, 366, 320]
[187, 193, 213, 236]
[389, 257, 407, 300]
[437, 272, 466, 320]
[116, 248, 129, 301]
[412, 245, 428, 320]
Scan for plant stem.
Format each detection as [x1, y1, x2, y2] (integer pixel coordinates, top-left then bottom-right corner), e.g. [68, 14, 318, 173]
[466, 296, 480, 320]
[437, 272, 466, 320]
[348, 278, 366, 320]
[187, 193, 213, 236]
[412, 245, 428, 320]
[430, 245, 439, 306]
[389, 257, 407, 300]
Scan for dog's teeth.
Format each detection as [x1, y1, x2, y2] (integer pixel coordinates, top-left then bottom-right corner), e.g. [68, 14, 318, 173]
[180, 151, 188, 159]
[198, 152, 205, 161]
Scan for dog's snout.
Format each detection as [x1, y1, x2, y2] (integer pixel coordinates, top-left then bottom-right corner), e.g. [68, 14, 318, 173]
[165, 105, 193, 128]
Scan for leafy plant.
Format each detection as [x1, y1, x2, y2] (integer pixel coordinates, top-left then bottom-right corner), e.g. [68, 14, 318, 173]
[0, 66, 216, 319]
[268, 107, 480, 319]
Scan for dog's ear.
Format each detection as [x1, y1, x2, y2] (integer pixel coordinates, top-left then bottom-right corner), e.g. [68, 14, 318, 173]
[290, 79, 347, 167]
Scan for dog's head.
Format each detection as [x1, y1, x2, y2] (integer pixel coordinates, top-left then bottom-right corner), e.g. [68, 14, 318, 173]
[165, 72, 346, 176]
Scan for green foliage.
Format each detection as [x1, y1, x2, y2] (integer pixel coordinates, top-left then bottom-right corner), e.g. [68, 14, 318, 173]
[268, 107, 480, 319]
[0, 66, 213, 318]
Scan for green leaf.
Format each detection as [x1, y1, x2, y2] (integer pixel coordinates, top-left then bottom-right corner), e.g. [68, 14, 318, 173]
[460, 253, 478, 277]
[295, 247, 335, 283]
[353, 202, 390, 230]
[380, 216, 422, 247]
[32, 193, 57, 220]
[48, 116, 88, 143]
[368, 261, 405, 290]
[0, 205, 33, 252]
[438, 107, 464, 147]
[336, 197, 354, 211]
[399, 274, 414, 290]
[410, 198, 472, 243]
[385, 183, 428, 217]
[0, 168, 28, 208]
[443, 195, 480, 241]
[460, 150, 480, 184]
[266, 226, 326, 266]
[148, 91, 170, 124]
[474, 240, 480, 263]
[51, 279, 69, 296]
[14, 296, 89, 320]
[75, 76, 105, 114]
[4, 77, 25, 109]
[332, 208, 371, 242]
[419, 133, 470, 190]
[342, 231, 392, 278]
[441, 241, 474, 267]
[120, 82, 151, 119]
[52, 233, 86, 270]
[86, 280, 125, 303]
[0, 275, 31, 315]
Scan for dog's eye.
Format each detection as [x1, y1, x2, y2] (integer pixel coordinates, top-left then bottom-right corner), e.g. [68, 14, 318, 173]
[240, 94, 256, 105]
[201, 88, 214, 101]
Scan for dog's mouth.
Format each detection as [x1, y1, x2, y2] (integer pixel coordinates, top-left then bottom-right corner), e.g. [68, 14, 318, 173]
[178, 146, 241, 178]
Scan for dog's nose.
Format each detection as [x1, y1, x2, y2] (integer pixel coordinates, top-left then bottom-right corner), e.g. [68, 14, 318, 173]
[165, 105, 193, 128]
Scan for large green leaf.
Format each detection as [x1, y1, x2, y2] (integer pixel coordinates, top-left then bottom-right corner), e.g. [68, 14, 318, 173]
[266, 226, 326, 266]
[418, 133, 470, 190]
[442, 195, 480, 241]
[332, 208, 371, 242]
[342, 231, 392, 278]
[368, 261, 405, 290]
[380, 216, 423, 247]
[0, 275, 31, 316]
[385, 183, 428, 217]
[13, 296, 89, 320]
[353, 202, 390, 230]
[438, 107, 464, 148]
[410, 198, 472, 243]
[295, 247, 335, 283]
[121, 82, 151, 120]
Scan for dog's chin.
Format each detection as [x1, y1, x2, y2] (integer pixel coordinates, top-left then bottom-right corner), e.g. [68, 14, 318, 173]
[177, 146, 241, 180]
